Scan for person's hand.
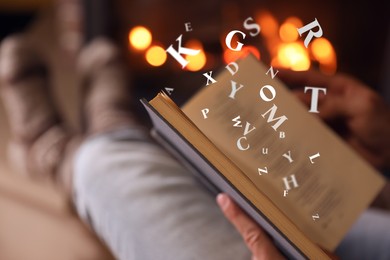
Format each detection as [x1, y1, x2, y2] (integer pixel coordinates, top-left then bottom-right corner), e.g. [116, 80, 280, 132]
[217, 193, 339, 259]
[216, 193, 285, 260]
[278, 70, 390, 170]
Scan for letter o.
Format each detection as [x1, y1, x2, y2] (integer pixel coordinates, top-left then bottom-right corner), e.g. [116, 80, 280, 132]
[259, 85, 276, 102]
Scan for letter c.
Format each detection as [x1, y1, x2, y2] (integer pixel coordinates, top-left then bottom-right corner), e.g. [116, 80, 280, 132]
[237, 136, 250, 151]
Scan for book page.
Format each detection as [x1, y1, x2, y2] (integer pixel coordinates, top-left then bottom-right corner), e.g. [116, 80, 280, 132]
[146, 94, 330, 259]
[182, 55, 385, 251]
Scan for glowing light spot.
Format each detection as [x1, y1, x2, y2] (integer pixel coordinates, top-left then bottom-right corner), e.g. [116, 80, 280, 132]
[185, 40, 206, 71]
[311, 38, 337, 74]
[129, 26, 152, 51]
[277, 43, 310, 71]
[186, 51, 206, 71]
[256, 11, 279, 38]
[223, 46, 260, 64]
[284, 17, 303, 28]
[145, 45, 167, 67]
[311, 38, 333, 62]
[279, 22, 299, 42]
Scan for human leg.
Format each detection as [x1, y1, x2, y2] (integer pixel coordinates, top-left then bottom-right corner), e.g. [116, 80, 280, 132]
[74, 130, 250, 260]
[0, 35, 76, 192]
[72, 39, 250, 260]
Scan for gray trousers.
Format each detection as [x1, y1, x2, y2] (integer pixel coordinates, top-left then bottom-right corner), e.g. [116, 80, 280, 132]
[73, 128, 390, 260]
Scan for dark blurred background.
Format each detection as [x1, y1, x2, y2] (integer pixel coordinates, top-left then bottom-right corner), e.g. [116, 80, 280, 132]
[1, 0, 388, 103]
[82, 0, 390, 104]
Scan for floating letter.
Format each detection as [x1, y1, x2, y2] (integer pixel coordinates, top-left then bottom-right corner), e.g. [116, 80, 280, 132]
[166, 34, 200, 68]
[259, 85, 276, 102]
[312, 213, 320, 221]
[164, 87, 174, 95]
[266, 66, 279, 79]
[225, 62, 239, 76]
[225, 30, 246, 51]
[201, 108, 209, 119]
[243, 122, 256, 136]
[262, 148, 268, 155]
[261, 104, 288, 131]
[283, 174, 299, 190]
[304, 87, 327, 113]
[237, 136, 250, 151]
[309, 152, 320, 164]
[243, 17, 260, 37]
[229, 80, 244, 99]
[232, 116, 242, 127]
[258, 167, 268, 175]
[203, 71, 217, 85]
[282, 151, 294, 163]
[297, 18, 323, 48]
[184, 22, 192, 32]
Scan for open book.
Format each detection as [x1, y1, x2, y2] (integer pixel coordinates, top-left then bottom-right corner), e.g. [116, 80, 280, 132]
[141, 55, 385, 259]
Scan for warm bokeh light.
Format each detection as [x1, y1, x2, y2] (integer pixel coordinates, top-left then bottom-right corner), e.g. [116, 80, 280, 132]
[279, 17, 303, 43]
[186, 51, 206, 71]
[256, 11, 279, 38]
[129, 26, 152, 51]
[145, 45, 167, 67]
[310, 38, 337, 74]
[132, 10, 337, 75]
[256, 11, 338, 74]
[279, 22, 299, 42]
[223, 46, 260, 64]
[271, 56, 282, 68]
[284, 17, 303, 28]
[185, 40, 206, 71]
[277, 42, 310, 71]
[311, 38, 333, 62]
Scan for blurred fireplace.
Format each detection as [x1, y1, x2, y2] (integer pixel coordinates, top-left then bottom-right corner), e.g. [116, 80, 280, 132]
[77, 0, 388, 102]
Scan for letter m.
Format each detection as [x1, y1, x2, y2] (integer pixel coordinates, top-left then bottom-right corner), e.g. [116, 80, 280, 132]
[261, 104, 288, 131]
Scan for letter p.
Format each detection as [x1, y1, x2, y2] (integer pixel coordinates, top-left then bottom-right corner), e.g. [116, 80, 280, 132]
[201, 108, 210, 119]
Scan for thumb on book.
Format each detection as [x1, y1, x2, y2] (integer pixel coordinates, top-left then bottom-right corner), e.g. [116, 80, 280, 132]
[216, 193, 285, 260]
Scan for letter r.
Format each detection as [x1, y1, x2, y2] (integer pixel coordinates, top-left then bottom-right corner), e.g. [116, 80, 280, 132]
[297, 18, 323, 48]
